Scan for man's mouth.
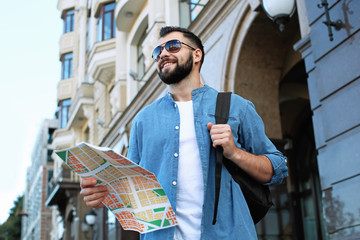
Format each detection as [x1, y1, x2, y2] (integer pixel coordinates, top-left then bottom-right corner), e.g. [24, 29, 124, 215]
[162, 62, 173, 69]
[160, 59, 177, 71]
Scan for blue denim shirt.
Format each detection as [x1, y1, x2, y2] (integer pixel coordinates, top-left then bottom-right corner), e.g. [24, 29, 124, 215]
[127, 85, 288, 240]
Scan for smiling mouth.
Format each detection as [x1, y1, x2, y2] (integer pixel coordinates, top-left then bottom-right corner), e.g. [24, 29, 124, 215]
[160, 59, 177, 71]
[162, 62, 173, 70]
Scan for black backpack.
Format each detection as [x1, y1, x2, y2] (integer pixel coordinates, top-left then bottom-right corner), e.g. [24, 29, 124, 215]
[212, 92, 273, 225]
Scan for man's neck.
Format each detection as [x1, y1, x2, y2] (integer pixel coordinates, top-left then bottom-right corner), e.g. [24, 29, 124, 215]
[169, 74, 203, 102]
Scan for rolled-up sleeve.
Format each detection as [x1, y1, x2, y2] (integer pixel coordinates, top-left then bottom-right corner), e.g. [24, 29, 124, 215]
[264, 152, 288, 185]
[239, 100, 288, 185]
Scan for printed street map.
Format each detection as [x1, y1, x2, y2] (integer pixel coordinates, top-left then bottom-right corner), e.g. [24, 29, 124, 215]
[55, 142, 177, 233]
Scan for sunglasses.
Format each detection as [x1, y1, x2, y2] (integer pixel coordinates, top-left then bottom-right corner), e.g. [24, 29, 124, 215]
[152, 39, 196, 62]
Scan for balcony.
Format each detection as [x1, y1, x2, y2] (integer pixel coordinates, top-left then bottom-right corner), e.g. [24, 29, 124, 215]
[88, 39, 116, 85]
[57, 77, 74, 103]
[67, 82, 95, 128]
[46, 164, 80, 214]
[52, 128, 74, 151]
[59, 31, 75, 56]
[115, 0, 146, 32]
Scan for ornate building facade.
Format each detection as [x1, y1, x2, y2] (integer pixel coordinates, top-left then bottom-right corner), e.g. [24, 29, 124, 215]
[43, 0, 360, 239]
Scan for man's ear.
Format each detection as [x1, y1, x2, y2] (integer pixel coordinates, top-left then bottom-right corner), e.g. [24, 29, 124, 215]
[193, 49, 202, 64]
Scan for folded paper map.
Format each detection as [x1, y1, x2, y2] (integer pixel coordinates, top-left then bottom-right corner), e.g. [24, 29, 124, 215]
[55, 142, 177, 233]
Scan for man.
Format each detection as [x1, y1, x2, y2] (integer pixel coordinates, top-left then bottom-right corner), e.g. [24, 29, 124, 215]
[80, 26, 288, 240]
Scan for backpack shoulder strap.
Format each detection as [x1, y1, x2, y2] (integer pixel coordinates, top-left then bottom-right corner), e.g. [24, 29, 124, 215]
[215, 92, 232, 124]
[212, 92, 231, 225]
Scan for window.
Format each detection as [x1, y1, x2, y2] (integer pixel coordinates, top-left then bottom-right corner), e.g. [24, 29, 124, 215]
[137, 28, 147, 82]
[61, 52, 73, 79]
[47, 170, 53, 197]
[97, 2, 116, 41]
[48, 128, 56, 144]
[47, 150, 54, 162]
[58, 99, 71, 129]
[63, 9, 75, 33]
[179, 0, 209, 27]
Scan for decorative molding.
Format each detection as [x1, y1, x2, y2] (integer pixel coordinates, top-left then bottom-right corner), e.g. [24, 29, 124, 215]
[87, 39, 116, 63]
[93, 62, 115, 85]
[293, 34, 312, 56]
[83, 105, 94, 128]
[109, 81, 125, 116]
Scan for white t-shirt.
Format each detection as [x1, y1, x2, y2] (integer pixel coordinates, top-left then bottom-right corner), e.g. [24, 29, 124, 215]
[174, 101, 204, 240]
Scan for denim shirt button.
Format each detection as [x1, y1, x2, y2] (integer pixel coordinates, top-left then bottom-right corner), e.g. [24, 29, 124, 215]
[172, 181, 177, 186]
[175, 126, 179, 130]
[174, 103, 177, 108]
[174, 153, 179, 157]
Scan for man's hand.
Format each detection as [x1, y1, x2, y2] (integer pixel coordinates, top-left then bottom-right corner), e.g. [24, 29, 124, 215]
[207, 122, 273, 183]
[207, 122, 237, 160]
[80, 177, 108, 208]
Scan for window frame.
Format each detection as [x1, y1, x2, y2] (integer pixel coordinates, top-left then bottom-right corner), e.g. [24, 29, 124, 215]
[97, 2, 116, 42]
[63, 9, 75, 33]
[58, 99, 71, 129]
[61, 52, 73, 79]
[179, 0, 209, 27]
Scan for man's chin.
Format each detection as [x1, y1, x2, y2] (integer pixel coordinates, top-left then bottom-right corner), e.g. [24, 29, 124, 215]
[160, 66, 175, 75]
[158, 70, 171, 80]
[158, 73, 182, 85]
[160, 77, 181, 85]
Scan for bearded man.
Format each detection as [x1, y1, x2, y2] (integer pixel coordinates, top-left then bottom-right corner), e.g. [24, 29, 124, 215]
[80, 26, 288, 240]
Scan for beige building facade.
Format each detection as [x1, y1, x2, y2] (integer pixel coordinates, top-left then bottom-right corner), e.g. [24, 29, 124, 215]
[45, 0, 349, 239]
[21, 119, 58, 240]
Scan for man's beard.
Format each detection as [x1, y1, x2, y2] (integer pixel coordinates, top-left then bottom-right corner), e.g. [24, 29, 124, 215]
[158, 54, 193, 85]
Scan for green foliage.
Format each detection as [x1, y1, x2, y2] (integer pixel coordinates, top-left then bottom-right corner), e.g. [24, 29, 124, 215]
[0, 195, 23, 240]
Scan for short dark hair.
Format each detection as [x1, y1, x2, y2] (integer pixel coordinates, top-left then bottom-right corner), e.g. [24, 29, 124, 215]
[159, 26, 205, 68]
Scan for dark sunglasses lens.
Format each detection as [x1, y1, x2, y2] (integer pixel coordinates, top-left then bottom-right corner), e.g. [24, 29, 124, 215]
[152, 40, 182, 62]
[166, 40, 181, 53]
[152, 46, 162, 61]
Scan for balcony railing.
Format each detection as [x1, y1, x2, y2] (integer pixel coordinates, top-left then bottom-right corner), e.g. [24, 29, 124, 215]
[46, 165, 81, 207]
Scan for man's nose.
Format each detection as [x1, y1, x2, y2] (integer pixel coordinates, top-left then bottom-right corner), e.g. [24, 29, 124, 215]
[159, 46, 170, 60]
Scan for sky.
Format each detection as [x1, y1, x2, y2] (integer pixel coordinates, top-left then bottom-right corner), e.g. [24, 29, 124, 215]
[0, 1, 62, 223]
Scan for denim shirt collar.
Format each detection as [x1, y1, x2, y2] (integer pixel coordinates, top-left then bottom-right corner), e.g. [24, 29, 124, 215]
[164, 84, 210, 102]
